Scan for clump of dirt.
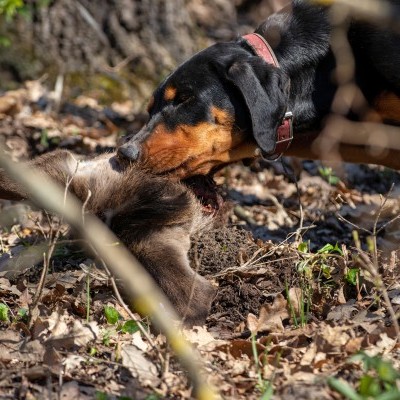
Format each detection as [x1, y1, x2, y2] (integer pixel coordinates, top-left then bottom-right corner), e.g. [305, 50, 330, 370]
[191, 226, 258, 276]
[191, 227, 302, 332]
[191, 227, 267, 329]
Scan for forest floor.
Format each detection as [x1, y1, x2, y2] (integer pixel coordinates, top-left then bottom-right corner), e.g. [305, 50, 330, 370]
[0, 82, 399, 400]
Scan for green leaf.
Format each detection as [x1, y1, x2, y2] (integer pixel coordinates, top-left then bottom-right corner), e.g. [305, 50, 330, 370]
[102, 329, 112, 346]
[328, 377, 363, 400]
[40, 130, 49, 149]
[0, 303, 9, 322]
[298, 242, 308, 253]
[359, 374, 381, 397]
[318, 166, 340, 186]
[297, 260, 310, 273]
[145, 394, 160, 400]
[0, 0, 24, 20]
[321, 263, 332, 279]
[0, 35, 10, 47]
[375, 389, 400, 400]
[376, 359, 400, 383]
[345, 268, 359, 286]
[328, 175, 340, 185]
[121, 320, 140, 334]
[104, 306, 120, 325]
[17, 308, 28, 321]
[317, 243, 343, 255]
[88, 347, 97, 357]
[259, 383, 274, 400]
[94, 392, 108, 400]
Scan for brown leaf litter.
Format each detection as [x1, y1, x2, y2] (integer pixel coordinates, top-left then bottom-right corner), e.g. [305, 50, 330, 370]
[0, 83, 399, 399]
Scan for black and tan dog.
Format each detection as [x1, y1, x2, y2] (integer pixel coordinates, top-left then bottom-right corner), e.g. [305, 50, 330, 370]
[117, 0, 400, 177]
[0, 151, 217, 326]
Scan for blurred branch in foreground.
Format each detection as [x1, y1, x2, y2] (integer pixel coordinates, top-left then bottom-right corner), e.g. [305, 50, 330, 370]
[293, 117, 400, 169]
[0, 148, 217, 400]
[311, 0, 400, 32]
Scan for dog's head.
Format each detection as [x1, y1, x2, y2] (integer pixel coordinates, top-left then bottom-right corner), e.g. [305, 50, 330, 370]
[118, 39, 289, 178]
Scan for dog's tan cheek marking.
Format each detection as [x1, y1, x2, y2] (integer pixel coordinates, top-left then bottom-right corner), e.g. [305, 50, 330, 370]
[144, 124, 194, 156]
[164, 86, 177, 102]
[211, 106, 234, 125]
[141, 118, 254, 175]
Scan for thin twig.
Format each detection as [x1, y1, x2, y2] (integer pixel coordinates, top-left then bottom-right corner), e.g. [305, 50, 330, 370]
[99, 259, 164, 364]
[281, 158, 304, 244]
[82, 189, 92, 224]
[28, 226, 62, 329]
[28, 252, 49, 329]
[356, 250, 400, 342]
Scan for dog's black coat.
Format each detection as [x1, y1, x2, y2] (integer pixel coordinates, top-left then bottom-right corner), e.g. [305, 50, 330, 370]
[117, 0, 400, 177]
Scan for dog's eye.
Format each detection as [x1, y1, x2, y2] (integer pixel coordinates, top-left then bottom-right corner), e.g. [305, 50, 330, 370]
[174, 93, 193, 105]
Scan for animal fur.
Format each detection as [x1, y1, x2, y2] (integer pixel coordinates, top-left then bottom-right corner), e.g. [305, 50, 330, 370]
[0, 150, 216, 326]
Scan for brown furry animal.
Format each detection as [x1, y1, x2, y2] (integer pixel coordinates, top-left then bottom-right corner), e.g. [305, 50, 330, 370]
[0, 150, 216, 326]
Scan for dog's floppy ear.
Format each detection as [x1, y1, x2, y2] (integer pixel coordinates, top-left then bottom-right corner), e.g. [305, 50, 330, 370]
[225, 58, 289, 155]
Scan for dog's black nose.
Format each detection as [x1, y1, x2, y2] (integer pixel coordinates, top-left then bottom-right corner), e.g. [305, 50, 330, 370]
[117, 143, 140, 161]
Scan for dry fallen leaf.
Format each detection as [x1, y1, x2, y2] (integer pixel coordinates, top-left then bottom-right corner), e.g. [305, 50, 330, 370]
[131, 331, 148, 352]
[222, 339, 265, 359]
[120, 344, 160, 387]
[63, 355, 87, 373]
[300, 342, 317, 367]
[326, 300, 357, 322]
[60, 381, 92, 400]
[287, 287, 303, 317]
[317, 324, 351, 353]
[247, 294, 289, 334]
[373, 333, 397, 354]
[182, 325, 215, 348]
[71, 320, 99, 347]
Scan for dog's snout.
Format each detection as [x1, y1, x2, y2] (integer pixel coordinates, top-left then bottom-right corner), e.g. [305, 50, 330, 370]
[117, 134, 133, 146]
[117, 143, 141, 161]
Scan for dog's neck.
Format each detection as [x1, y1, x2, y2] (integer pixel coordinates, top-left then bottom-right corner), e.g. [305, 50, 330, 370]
[255, 1, 334, 132]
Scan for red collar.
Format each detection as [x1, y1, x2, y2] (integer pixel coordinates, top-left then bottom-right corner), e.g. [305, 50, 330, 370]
[242, 33, 293, 160]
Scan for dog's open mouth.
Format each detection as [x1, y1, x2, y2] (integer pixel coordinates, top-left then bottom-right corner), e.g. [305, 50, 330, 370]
[183, 175, 223, 214]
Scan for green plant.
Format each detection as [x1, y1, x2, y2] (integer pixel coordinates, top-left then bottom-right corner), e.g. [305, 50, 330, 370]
[104, 305, 121, 325]
[88, 347, 97, 357]
[120, 320, 140, 334]
[328, 353, 400, 400]
[0, 302, 9, 322]
[318, 166, 340, 185]
[145, 395, 160, 400]
[0, 0, 25, 20]
[94, 392, 108, 400]
[297, 241, 343, 278]
[103, 305, 140, 338]
[251, 334, 274, 399]
[40, 130, 49, 149]
[17, 307, 28, 322]
[293, 241, 345, 326]
[345, 267, 360, 286]
[0, 0, 50, 47]
[285, 279, 310, 327]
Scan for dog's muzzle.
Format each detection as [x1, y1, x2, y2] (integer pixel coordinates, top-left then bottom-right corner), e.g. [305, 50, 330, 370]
[117, 142, 141, 161]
